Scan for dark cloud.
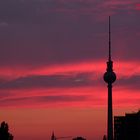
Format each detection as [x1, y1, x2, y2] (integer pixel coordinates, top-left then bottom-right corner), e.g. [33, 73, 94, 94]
[2, 95, 89, 102]
[38, 95, 89, 102]
[1, 72, 140, 91]
[0, 0, 139, 67]
[116, 75, 140, 90]
[0, 73, 97, 89]
[0, 91, 12, 99]
[0, 78, 6, 84]
[0, 95, 89, 107]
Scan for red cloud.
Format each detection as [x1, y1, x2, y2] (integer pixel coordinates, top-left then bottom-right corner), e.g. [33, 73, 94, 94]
[135, 4, 140, 10]
[0, 84, 139, 108]
[0, 60, 140, 80]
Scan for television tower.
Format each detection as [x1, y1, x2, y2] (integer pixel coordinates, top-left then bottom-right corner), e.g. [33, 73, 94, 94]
[103, 16, 116, 140]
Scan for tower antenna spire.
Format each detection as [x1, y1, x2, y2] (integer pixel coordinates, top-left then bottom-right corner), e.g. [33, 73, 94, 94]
[109, 16, 111, 61]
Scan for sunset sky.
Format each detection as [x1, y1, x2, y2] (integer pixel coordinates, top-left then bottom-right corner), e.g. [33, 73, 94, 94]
[0, 0, 140, 140]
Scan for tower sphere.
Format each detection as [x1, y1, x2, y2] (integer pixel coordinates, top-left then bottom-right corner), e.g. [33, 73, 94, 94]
[104, 71, 116, 84]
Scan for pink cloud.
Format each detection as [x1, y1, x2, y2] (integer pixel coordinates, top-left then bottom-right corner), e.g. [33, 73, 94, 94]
[135, 3, 140, 10]
[0, 60, 140, 79]
[0, 83, 139, 108]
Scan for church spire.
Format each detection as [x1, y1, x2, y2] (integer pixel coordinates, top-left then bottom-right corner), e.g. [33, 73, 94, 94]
[51, 131, 56, 140]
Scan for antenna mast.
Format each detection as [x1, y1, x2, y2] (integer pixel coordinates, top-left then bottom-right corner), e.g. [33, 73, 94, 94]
[109, 16, 111, 61]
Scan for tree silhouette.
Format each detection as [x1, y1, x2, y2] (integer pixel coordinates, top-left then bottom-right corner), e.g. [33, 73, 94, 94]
[0, 121, 13, 140]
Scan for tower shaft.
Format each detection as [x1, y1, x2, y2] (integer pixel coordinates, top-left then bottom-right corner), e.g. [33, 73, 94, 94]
[108, 83, 113, 140]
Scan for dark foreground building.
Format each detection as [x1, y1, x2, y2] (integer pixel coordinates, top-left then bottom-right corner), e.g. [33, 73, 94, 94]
[114, 110, 140, 140]
[72, 137, 86, 140]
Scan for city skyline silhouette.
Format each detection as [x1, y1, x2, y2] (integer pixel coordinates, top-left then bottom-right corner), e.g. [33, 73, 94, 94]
[0, 1, 140, 140]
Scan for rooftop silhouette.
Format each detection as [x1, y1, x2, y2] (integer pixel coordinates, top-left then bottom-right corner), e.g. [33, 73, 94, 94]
[114, 110, 140, 140]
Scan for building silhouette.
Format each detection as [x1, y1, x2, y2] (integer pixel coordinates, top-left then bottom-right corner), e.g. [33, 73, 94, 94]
[51, 132, 72, 140]
[103, 16, 116, 140]
[72, 137, 86, 140]
[114, 110, 140, 140]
